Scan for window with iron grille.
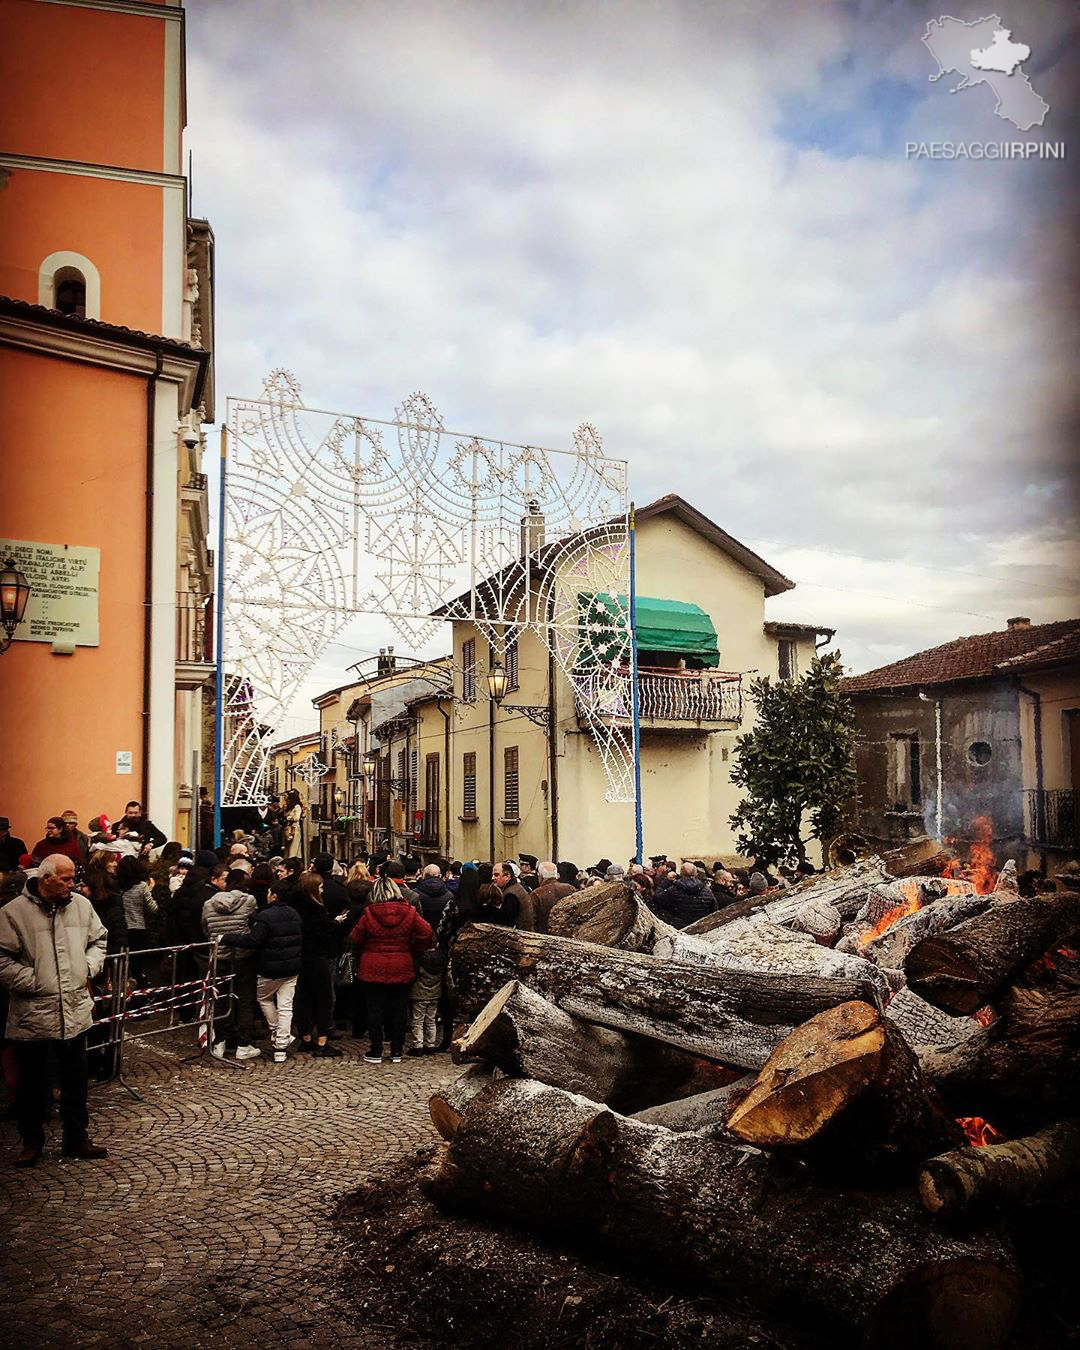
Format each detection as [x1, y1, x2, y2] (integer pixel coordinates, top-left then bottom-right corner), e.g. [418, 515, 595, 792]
[410, 749, 418, 817]
[462, 637, 477, 702]
[504, 745, 519, 820]
[425, 755, 440, 843]
[506, 638, 519, 692]
[396, 749, 406, 796]
[462, 751, 477, 817]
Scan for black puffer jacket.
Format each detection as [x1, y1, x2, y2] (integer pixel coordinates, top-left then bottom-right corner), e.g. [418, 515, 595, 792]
[317, 872, 351, 918]
[413, 876, 453, 927]
[648, 875, 716, 929]
[222, 902, 302, 978]
[292, 892, 343, 959]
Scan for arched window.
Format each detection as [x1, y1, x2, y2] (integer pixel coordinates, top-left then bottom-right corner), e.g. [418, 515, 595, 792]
[54, 267, 86, 317]
[38, 251, 101, 319]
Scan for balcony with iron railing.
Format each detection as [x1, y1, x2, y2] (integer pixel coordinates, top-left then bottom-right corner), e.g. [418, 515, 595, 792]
[1024, 789, 1080, 851]
[573, 666, 742, 731]
[176, 592, 214, 688]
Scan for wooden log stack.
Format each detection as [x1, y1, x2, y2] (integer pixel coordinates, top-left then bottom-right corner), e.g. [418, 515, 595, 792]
[425, 842, 1080, 1347]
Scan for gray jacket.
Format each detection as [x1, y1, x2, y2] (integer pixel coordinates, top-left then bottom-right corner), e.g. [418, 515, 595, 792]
[201, 890, 257, 959]
[0, 882, 108, 1040]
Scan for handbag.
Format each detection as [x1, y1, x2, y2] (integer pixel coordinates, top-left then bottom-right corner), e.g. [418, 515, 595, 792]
[336, 948, 356, 984]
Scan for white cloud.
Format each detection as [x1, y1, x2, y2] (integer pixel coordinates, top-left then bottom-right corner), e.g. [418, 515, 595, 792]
[185, 0, 1078, 720]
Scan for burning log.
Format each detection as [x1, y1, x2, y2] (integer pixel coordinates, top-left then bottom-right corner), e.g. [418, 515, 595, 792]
[630, 1075, 754, 1130]
[451, 979, 733, 1113]
[886, 987, 989, 1054]
[682, 857, 893, 937]
[449, 923, 879, 1070]
[654, 920, 891, 1007]
[858, 892, 991, 970]
[425, 1077, 1020, 1350]
[906, 891, 1080, 1014]
[835, 877, 977, 955]
[881, 836, 954, 878]
[727, 1001, 965, 1171]
[546, 881, 676, 952]
[919, 1119, 1080, 1219]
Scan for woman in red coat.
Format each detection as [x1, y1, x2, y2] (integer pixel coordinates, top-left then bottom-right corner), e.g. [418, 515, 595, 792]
[351, 874, 433, 1064]
[30, 816, 86, 864]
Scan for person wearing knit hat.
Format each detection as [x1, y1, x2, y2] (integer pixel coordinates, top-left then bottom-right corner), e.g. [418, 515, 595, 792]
[196, 849, 219, 870]
[748, 872, 769, 895]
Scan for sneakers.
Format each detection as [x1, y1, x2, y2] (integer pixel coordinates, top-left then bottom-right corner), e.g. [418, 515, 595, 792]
[272, 1050, 287, 1064]
[211, 1040, 226, 1060]
[390, 1054, 403, 1063]
[362, 1053, 382, 1065]
[235, 1045, 261, 1061]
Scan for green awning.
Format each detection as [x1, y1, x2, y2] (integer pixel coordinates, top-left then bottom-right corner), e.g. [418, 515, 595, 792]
[579, 593, 720, 668]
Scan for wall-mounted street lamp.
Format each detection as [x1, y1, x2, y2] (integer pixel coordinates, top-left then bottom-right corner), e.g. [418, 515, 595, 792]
[0, 557, 31, 654]
[362, 748, 379, 779]
[486, 659, 508, 706]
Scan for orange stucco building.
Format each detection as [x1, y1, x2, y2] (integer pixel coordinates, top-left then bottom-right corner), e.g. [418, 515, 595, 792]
[0, 0, 216, 848]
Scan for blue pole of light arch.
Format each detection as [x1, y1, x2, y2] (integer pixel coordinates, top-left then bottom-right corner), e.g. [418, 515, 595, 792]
[629, 503, 643, 864]
[212, 423, 227, 850]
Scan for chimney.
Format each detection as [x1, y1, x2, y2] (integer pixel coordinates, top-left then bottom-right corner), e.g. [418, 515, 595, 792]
[1006, 617, 1031, 631]
[520, 499, 545, 557]
[377, 646, 393, 675]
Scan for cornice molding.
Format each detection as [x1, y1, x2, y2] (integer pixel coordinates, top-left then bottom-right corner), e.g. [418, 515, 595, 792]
[0, 312, 207, 410]
[35, 0, 183, 22]
[0, 151, 186, 190]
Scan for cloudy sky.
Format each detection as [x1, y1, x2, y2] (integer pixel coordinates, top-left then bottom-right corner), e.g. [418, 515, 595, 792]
[185, 0, 1078, 730]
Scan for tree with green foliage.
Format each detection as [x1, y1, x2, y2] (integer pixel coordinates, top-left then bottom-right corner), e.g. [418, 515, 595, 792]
[728, 651, 856, 867]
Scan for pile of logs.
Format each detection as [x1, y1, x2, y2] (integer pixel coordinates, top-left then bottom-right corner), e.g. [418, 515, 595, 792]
[427, 840, 1080, 1349]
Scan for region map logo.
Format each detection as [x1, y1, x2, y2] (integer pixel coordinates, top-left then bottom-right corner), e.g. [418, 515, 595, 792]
[922, 15, 1049, 131]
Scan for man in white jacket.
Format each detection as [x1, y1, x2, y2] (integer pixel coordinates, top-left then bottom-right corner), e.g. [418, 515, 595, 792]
[0, 854, 109, 1167]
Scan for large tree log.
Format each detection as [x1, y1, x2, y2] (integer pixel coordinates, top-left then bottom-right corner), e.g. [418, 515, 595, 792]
[654, 920, 891, 1007]
[425, 1077, 1020, 1350]
[546, 881, 676, 951]
[683, 857, 893, 937]
[728, 1001, 964, 1170]
[886, 987, 989, 1054]
[452, 979, 735, 1112]
[630, 1075, 754, 1129]
[856, 892, 990, 970]
[906, 891, 1080, 1014]
[920, 1120, 1080, 1219]
[450, 923, 881, 1070]
[429, 1063, 501, 1141]
[881, 836, 953, 878]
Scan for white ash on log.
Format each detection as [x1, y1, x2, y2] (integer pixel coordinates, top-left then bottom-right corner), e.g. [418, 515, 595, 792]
[449, 924, 881, 1070]
[791, 896, 842, 945]
[727, 1001, 965, 1171]
[919, 1119, 1080, 1219]
[886, 986, 990, 1054]
[630, 1075, 755, 1130]
[654, 920, 891, 1008]
[906, 891, 1080, 1014]
[836, 878, 978, 956]
[996, 859, 1019, 897]
[881, 836, 954, 878]
[546, 881, 676, 952]
[424, 1077, 1020, 1350]
[683, 857, 893, 937]
[452, 979, 735, 1113]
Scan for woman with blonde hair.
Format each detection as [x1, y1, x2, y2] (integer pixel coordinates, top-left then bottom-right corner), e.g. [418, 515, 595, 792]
[350, 870, 434, 1064]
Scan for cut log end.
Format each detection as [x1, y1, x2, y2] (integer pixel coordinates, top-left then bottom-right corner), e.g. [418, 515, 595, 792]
[869, 1259, 1020, 1350]
[429, 1094, 464, 1141]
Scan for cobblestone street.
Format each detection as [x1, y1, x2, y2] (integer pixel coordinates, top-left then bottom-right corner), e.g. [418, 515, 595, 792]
[0, 1035, 457, 1347]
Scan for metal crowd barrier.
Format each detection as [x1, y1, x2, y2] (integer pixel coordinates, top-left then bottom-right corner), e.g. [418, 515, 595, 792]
[89, 938, 238, 1096]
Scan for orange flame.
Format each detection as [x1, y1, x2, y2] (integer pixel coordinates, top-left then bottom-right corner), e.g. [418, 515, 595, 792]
[942, 815, 999, 895]
[972, 1005, 996, 1028]
[957, 1116, 1004, 1147]
[856, 877, 976, 949]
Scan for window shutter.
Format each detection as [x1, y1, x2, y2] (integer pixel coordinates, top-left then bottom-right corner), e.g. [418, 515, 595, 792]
[504, 745, 519, 820]
[463, 752, 477, 816]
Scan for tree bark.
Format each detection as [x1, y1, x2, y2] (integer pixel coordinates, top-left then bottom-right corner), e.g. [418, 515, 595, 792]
[630, 1075, 754, 1130]
[429, 1063, 501, 1141]
[855, 892, 990, 970]
[453, 978, 736, 1113]
[425, 1077, 1020, 1350]
[654, 920, 891, 1008]
[450, 923, 882, 1070]
[546, 881, 676, 952]
[905, 892, 1080, 1014]
[683, 858, 893, 937]
[728, 1001, 964, 1170]
[919, 1119, 1080, 1219]
[881, 836, 953, 879]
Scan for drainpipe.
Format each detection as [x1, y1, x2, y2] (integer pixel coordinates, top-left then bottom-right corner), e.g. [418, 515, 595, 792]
[547, 641, 559, 863]
[488, 693, 496, 864]
[435, 694, 452, 859]
[1015, 679, 1044, 867]
[142, 350, 163, 809]
[918, 689, 943, 841]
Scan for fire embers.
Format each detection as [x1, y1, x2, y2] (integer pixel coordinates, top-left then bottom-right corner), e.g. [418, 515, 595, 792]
[957, 1116, 1005, 1147]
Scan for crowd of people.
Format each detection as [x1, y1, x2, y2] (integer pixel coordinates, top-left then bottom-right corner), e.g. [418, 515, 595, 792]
[0, 799, 818, 1168]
